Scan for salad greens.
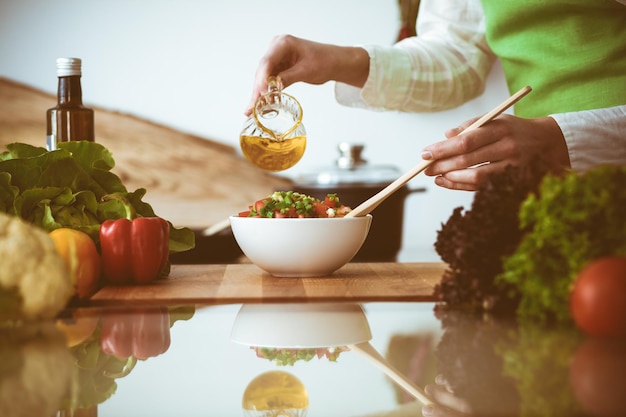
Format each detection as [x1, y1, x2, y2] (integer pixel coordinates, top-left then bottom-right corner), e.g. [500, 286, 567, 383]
[435, 162, 626, 325]
[0, 142, 194, 253]
[434, 163, 545, 313]
[497, 165, 626, 324]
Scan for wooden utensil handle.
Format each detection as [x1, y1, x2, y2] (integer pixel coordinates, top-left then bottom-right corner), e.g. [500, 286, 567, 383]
[347, 159, 432, 217]
[462, 85, 532, 133]
[346, 85, 532, 218]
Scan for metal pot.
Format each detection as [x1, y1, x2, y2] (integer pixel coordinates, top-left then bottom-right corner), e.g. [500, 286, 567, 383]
[295, 143, 424, 262]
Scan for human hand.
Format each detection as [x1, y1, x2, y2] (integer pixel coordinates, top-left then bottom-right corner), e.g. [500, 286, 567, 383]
[422, 375, 473, 417]
[245, 34, 369, 115]
[421, 114, 570, 191]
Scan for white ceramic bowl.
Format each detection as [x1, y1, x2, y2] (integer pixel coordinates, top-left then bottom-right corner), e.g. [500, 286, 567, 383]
[229, 214, 372, 277]
[231, 303, 372, 348]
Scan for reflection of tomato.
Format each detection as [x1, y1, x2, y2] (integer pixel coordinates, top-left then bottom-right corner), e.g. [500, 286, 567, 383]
[570, 256, 626, 338]
[570, 338, 626, 417]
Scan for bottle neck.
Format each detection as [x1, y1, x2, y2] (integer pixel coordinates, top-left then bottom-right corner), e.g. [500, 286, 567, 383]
[57, 75, 84, 106]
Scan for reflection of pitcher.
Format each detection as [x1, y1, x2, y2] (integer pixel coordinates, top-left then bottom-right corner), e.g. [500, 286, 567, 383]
[242, 370, 309, 417]
[240, 76, 306, 172]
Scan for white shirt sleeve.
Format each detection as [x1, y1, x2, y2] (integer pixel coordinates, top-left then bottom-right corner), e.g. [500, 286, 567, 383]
[335, 0, 496, 112]
[551, 105, 626, 172]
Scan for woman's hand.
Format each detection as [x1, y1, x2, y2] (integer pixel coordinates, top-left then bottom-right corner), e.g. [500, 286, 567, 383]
[245, 34, 369, 115]
[421, 114, 571, 191]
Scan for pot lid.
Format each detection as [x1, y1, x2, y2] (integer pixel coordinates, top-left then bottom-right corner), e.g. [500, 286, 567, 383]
[296, 142, 402, 186]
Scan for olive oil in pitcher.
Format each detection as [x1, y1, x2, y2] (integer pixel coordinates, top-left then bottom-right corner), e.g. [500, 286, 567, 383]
[240, 134, 307, 172]
[240, 76, 306, 172]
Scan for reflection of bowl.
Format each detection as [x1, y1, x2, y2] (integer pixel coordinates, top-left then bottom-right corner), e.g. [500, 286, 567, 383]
[229, 215, 372, 277]
[231, 303, 372, 348]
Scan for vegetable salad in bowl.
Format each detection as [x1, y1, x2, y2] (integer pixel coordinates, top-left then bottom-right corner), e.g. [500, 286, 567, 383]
[230, 194, 371, 277]
[238, 191, 351, 218]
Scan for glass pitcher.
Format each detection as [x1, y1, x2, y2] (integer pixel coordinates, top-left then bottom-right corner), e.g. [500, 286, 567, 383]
[240, 76, 306, 172]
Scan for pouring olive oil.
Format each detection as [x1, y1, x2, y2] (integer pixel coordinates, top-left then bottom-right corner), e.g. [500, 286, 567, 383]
[240, 76, 306, 171]
[240, 134, 306, 172]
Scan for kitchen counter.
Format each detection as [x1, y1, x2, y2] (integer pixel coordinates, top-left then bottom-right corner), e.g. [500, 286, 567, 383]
[3, 263, 626, 417]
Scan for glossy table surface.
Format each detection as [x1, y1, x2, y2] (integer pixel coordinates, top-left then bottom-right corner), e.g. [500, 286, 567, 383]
[3, 263, 625, 417]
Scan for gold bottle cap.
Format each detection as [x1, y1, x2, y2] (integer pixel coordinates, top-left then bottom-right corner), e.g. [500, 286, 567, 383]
[56, 57, 82, 77]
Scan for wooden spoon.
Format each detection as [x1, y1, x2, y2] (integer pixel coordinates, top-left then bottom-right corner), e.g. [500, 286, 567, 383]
[345, 85, 532, 218]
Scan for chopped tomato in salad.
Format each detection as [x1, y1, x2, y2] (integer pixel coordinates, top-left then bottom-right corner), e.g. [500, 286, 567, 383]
[238, 191, 352, 218]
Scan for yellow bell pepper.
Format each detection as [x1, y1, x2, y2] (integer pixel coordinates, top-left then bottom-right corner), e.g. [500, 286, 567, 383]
[49, 228, 101, 299]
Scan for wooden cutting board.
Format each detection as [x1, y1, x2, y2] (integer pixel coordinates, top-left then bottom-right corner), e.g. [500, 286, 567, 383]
[90, 262, 446, 305]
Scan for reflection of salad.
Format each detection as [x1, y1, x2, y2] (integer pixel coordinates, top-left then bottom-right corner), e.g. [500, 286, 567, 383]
[251, 346, 348, 366]
[238, 191, 351, 218]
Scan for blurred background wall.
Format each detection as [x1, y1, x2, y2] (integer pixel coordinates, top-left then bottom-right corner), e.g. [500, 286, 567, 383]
[0, 0, 509, 261]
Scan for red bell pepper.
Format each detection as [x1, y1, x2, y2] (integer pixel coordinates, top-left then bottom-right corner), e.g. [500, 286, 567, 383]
[100, 306, 171, 360]
[100, 216, 170, 284]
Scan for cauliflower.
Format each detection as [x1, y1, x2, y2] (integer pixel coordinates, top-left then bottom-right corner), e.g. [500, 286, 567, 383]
[0, 212, 72, 320]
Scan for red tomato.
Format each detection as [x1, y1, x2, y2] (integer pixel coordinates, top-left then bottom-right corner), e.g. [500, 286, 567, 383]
[238, 210, 251, 217]
[570, 256, 626, 338]
[323, 196, 338, 207]
[314, 202, 329, 218]
[274, 207, 297, 218]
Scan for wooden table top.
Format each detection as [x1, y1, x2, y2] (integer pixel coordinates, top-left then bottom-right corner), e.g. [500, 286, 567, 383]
[90, 262, 446, 306]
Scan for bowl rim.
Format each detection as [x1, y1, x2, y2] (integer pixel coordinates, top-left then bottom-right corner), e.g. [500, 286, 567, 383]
[230, 303, 373, 348]
[229, 213, 372, 221]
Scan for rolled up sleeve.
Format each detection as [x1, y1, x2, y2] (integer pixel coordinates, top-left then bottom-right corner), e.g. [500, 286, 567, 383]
[551, 105, 626, 172]
[335, 0, 496, 112]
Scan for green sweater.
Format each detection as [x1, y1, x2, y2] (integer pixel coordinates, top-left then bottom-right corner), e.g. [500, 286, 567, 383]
[481, 0, 626, 117]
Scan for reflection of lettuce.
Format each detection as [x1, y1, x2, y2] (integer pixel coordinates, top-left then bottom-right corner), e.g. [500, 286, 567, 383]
[495, 324, 583, 417]
[62, 305, 195, 411]
[0, 142, 194, 253]
[435, 307, 584, 417]
[435, 308, 520, 416]
[169, 305, 196, 326]
[0, 323, 74, 417]
[252, 346, 347, 366]
[64, 329, 130, 410]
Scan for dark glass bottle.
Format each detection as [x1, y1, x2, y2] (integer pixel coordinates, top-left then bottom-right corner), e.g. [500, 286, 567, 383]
[46, 58, 95, 150]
